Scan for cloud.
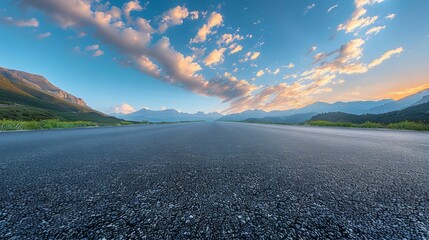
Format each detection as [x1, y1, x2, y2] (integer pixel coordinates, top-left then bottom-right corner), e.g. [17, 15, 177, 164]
[365, 25, 385, 36]
[332, 79, 345, 85]
[86, 44, 99, 51]
[229, 44, 243, 54]
[282, 63, 295, 69]
[191, 11, 223, 43]
[266, 68, 280, 75]
[21, 0, 257, 102]
[304, 3, 316, 15]
[0, 16, 39, 27]
[307, 46, 317, 54]
[37, 32, 51, 39]
[337, 0, 383, 33]
[389, 83, 429, 97]
[225, 38, 376, 113]
[158, 6, 189, 33]
[273, 68, 280, 75]
[216, 33, 243, 45]
[190, 11, 199, 20]
[204, 48, 226, 66]
[190, 47, 206, 59]
[20, 0, 405, 114]
[250, 52, 260, 60]
[283, 74, 297, 79]
[83, 44, 104, 57]
[368, 47, 403, 68]
[385, 14, 396, 20]
[256, 70, 264, 77]
[123, 1, 142, 20]
[136, 18, 155, 34]
[327, 5, 339, 13]
[239, 51, 260, 62]
[93, 49, 104, 57]
[109, 103, 136, 114]
[207, 72, 258, 101]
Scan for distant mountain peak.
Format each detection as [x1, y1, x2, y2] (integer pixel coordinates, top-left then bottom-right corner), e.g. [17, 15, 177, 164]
[112, 108, 223, 122]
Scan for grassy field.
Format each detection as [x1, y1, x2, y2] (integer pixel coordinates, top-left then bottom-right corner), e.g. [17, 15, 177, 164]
[307, 120, 429, 131]
[0, 119, 137, 131]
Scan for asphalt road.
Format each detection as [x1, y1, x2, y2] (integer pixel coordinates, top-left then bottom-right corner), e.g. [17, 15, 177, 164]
[0, 122, 428, 239]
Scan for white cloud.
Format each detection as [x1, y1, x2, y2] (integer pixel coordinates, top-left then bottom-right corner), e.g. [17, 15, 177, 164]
[190, 47, 206, 59]
[229, 44, 243, 54]
[216, 33, 244, 45]
[93, 49, 104, 57]
[365, 25, 385, 36]
[266, 68, 280, 75]
[337, 0, 383, 33]
[83, 44, 104, 57]
[158, 6, 189, 33]
[86, 44, 99, 51]
[191, 11, 223, 43]
[250, 52, 260, 60]
[304, 3, 316, 15]
[385, 13, 396, 20]
[1, 16, 39, 27]
[240, 51, 260, 62]
[190, 11, 199, 20]
[123, 1, 142, 19]
[256, 70, 264, 77]
[307, 46, 317, 54]
[282, 63, 295, 69]
[109, 103, 136, 114]
[37, 32, 51, 39]
[136, 18, 155, 34]
[368, 47, 403, 68]
[283, 74, 297, 79]
[273, 68, 280, 75]
[204, 48, 226, 66]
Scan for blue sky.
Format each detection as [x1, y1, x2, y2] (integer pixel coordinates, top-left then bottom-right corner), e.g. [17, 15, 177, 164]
[0, 0, 428, 114]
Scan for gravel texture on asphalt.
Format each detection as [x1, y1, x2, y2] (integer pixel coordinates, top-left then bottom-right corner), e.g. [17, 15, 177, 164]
[0, 122, 428, 239]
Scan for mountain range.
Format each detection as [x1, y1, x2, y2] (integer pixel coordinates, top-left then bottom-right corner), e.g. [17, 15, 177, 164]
[219, 89, 429, 123]
[113, 108, 223, 122]
[1, 66, 428, 125]
[0, 67, 123, 124]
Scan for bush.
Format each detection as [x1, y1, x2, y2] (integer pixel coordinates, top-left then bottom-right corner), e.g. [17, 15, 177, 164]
[387, 121, 429, 131]
[307, 120, 429, 131]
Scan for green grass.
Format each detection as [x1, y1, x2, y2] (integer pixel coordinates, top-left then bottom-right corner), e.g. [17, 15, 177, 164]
[307, 120, 429, 131]
[0, 119, 98, 131]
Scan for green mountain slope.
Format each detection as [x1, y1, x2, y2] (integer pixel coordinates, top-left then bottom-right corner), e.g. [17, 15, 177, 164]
[309, 102, 429, 124]
[0, 74, 123, 124]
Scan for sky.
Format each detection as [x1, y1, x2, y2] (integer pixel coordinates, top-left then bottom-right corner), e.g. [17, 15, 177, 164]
[0, 0, 428, 114]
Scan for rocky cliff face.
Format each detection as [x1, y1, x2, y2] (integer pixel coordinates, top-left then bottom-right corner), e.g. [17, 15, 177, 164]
[0, 67, 87, 107]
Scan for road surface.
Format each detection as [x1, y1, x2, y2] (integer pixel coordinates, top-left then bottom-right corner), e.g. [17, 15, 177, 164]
[0, 122, 428, 239]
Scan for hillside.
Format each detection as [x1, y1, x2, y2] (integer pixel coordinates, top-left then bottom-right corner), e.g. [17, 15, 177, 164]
[309, 102, 429, 124]
[0, 67, 86, 106]
[244, 112, 318, 124]
[0, 73, 123, 124]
